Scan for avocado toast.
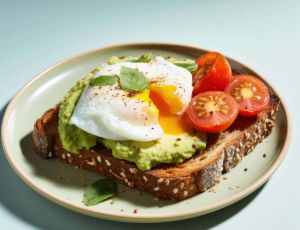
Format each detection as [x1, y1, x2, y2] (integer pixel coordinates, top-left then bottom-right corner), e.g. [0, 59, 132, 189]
[32, 53, 280, 200]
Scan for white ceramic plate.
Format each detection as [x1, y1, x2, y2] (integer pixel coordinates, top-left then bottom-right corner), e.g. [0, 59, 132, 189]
[1, 43, 291, 223]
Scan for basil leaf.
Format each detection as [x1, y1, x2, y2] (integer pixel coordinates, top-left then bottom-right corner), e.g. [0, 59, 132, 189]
[173, 62, 198, 72]
[131, 53, 153, 63]
[89, 75, 117, 87]
[119, 66, 149, 92]
[83, 179, 118, 206]
[107, 53, 153, 65]
[165, 57, 198, 72]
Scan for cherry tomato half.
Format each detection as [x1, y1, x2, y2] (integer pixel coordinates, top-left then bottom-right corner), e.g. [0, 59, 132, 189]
[193, 52, 232, 95]
[225, 75, 270, 116]
[187, 91, 239, 133]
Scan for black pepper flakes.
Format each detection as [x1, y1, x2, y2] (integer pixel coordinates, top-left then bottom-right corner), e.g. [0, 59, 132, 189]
[263, 153, 266, 158]
[244, 168, 248, 172]
[192, 144, 196, 149]
[176, 138, 181, 141]
[133, 209, 138, 214]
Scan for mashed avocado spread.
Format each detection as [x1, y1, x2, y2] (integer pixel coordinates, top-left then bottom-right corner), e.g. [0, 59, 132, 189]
[58, 56, 206, 170]
[58, 72, 97, 153]
[101, 134, 205, 170]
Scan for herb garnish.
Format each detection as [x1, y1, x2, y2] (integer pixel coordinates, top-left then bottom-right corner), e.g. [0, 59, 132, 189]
[173, 62, 198, 72]
[119, 66, 149, 92]
[165, 57, 198, 72]
[89, 75, 117, 87]
[83, 178, 118, 206]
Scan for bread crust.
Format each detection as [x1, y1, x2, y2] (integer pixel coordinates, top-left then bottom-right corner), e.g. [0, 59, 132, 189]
[32, 95, 280, 200]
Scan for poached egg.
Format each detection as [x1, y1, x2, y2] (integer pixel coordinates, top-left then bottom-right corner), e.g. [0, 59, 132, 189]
[70, 56, 193, 141]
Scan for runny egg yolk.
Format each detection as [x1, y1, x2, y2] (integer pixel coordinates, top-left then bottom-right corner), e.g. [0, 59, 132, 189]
[134, 85, 193, 135]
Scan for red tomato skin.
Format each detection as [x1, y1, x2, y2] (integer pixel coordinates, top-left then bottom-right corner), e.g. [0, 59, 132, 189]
[225, 75, 270, 117]
[187, 91, 239, 133]
[193, 52, 232, 95]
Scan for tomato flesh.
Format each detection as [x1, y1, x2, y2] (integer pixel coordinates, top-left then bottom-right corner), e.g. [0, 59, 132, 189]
[187, 91, 239, 133]
[193, 52, 232, 95]
[225, 75, 270, 116]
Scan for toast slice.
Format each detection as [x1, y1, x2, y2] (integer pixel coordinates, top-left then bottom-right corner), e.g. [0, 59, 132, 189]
[32, 95, 279, 200]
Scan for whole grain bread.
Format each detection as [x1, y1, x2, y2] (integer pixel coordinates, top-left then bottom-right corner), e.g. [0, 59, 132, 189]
[32, 95, 279, 200]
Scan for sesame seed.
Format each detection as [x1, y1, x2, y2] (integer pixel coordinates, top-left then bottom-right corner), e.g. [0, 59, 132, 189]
[165, 180, 170, 186]
[129, 168, 137, 174]
[120, 172, 126, 178]
[245, 132, 250, 139]
[105, 160, 111, 166]
[180, 183, 184, 189]
[143, 176, 148, 182]
[183, 191, 188, 196]
[48, 152, 53, 158]
[124, 178, 128, 183]
[97, 156, 101, 163]
[66, 153, 71, 158]
[173, 188, 178, 194]
[239, 142, 243, 148]
[157, 178, 164, 183]
[257, 127, 261, 134]
[62, 154, 66, 159]
[86, 159, 96, 166]
[154, 187, 159, 191]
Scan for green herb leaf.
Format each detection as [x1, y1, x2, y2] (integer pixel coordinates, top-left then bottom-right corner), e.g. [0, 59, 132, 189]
[173, 62, 198, 72]
[89, 75, 117, 87]
[83, 179, 118, 206]
[165, 57, 198, 72]
[119, 66, 149, 92]
[107, 53, 153, 65]
[131, 53, 153, 63]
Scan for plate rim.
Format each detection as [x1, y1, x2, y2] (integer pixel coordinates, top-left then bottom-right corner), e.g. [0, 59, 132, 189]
[1, 42, 292, 223]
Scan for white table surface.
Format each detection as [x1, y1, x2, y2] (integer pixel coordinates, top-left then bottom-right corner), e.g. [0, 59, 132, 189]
[1, 0, 299, 229]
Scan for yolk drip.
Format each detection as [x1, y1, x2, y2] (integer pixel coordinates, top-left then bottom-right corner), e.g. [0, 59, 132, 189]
[134, 85, 193, 135]
[134, 89, 159, 116]
[149, 85, 193, 135]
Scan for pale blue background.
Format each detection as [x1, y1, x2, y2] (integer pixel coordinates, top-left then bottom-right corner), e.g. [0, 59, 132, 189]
[1, 0, 299, 229]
